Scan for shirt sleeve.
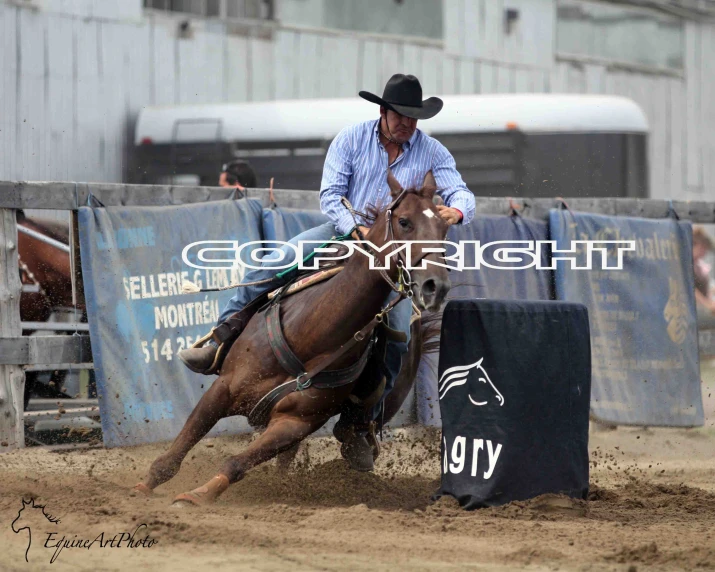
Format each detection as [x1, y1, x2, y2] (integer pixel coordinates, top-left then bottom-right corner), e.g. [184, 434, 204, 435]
[319, 128, 358, 235]
[432, 141, 476, 225]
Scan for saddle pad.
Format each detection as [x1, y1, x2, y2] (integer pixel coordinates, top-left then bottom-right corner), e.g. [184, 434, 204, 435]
[267, 267, 343, 301]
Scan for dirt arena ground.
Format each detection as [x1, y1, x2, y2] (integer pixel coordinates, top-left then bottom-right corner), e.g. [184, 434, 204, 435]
[1, 373, 714, 571]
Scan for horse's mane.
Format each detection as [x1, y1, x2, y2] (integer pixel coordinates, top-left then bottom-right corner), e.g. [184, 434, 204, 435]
[365, 203, 381, 222]
[17, 212, 70, 245]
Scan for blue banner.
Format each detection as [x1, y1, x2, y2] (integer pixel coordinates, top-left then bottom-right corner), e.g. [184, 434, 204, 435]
[550, 209, 703, 427]
[79, 199, 265, 447]
[416, 215, 553, 427]
[262, 207, 329, 242]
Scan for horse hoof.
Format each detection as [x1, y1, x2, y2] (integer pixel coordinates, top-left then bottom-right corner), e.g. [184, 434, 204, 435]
[170, 474, 229, 507]
[341, 434, 376, 472]
[171, 492, 205, 507]
[133, 483, 153, 496]
[170, 498, 195, 509]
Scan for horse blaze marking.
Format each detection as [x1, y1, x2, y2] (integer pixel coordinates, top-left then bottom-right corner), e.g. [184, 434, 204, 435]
[422, 209, 435, 218]
[443, 436, 503, 479]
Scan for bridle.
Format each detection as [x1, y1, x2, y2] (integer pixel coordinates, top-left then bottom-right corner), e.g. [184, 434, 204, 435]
[379, 187, 414, 297]
[341, 187, 437, 311]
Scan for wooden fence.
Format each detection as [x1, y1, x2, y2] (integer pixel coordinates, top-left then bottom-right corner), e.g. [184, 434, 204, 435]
[2, 180, 715, 451]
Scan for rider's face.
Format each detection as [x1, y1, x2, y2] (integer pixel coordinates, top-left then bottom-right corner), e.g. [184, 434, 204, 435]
[381, 108, 417, 144]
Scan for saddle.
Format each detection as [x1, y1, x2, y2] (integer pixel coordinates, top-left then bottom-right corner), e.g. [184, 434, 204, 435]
[195, 243, 353, 374]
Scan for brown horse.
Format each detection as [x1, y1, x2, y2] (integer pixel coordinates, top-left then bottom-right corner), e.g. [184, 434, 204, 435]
[136, 172, 451, 506]
[17, 212, 80, 321]
[17, 212, 85, 406]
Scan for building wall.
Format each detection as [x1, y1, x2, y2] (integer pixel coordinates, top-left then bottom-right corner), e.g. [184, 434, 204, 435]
[0, 0, 713, 201]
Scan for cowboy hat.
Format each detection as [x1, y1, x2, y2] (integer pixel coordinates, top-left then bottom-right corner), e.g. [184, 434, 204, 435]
[359, 74, 443, 120]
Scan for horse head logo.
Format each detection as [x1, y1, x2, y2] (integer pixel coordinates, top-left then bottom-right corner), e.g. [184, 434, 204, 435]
[438, 357, 505, 407]
[11, 497, 61, 563]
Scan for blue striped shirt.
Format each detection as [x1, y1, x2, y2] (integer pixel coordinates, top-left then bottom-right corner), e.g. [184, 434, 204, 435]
[319, 119, 476, 235]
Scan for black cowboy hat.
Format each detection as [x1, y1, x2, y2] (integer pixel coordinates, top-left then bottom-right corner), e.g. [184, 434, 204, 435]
[359, 74, 443, 120]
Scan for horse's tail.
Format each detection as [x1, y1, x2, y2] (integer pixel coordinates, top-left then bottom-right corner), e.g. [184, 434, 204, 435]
[380, 311, 442, 426]
[418, 311, 442, 356]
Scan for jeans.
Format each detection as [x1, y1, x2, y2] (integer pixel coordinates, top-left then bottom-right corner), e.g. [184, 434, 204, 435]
[217, 222, 412, 422]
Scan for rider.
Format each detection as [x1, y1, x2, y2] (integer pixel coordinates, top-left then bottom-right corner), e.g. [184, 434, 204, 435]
[178, 74, 475, 470]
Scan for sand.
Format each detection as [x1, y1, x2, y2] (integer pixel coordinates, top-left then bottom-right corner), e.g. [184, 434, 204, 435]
[1, 375, 714, 571]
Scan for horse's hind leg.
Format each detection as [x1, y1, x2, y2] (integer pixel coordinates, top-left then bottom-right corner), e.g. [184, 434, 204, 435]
[172, 412, 325, 506]
[275, 443, 300, 471]
[135, 378, 232, 493]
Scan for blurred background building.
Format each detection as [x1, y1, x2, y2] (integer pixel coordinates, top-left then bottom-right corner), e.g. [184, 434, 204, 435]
[0, 0, 714, 201]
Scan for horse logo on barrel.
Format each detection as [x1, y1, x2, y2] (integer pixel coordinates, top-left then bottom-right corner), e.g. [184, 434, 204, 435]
[438, 357, 505, 407]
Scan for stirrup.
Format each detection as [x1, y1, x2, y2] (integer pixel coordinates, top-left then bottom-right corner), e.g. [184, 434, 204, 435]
[192, 329, 215, 348]
[366, 421, 380, 459]
[189, 328, 226, 376]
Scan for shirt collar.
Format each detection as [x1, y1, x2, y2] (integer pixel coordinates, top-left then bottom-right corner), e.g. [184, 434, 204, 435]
[373, 118, 420, 150]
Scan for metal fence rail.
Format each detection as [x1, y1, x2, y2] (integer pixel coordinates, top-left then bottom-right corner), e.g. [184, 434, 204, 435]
[2, 180, 715, 450]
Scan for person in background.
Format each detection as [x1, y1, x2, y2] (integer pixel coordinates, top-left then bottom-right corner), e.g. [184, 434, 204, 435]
[693, 227, 715, 317]
[219, 160, 257, 190]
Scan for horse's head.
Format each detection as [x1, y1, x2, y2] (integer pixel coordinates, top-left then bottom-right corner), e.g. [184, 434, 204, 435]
[11, 498, 60, 533]
[368, 169, 451, 312]
[11, 498, 32, 533]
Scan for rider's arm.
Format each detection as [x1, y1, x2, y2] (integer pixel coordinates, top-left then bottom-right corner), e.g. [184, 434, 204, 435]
[432, 142, 476, 225]
[319, 128, 358, 236]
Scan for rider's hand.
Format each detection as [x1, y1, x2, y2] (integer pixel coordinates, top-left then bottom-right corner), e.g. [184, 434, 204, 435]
[351, 225, 370, 240]
[436, 205, 463, 225]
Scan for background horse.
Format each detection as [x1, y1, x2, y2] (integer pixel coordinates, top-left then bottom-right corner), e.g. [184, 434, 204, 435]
[17, 211, 78, 318]
[137, 172, 451, 505]
[17, 211, 86, 406]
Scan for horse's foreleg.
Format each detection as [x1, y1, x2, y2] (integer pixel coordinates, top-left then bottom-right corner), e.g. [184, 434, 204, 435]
[172, 412, 326, 506]
[136, 378, 232, 493]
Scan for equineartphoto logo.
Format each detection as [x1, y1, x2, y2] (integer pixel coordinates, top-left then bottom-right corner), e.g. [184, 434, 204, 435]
[11, 498, 61, 563]
[10, 497, 157, 564]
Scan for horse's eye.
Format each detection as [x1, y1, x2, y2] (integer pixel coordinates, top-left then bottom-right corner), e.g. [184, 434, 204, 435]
[398, 217, 411, 229]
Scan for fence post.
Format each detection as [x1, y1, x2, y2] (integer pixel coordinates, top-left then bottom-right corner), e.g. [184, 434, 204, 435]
[0, 209, 24, 450]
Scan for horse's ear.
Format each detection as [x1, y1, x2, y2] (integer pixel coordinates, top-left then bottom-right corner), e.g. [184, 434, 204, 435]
[386, 169, 403, 198]
[433, 195, 444, 207]
[420, 170, 437, 200]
